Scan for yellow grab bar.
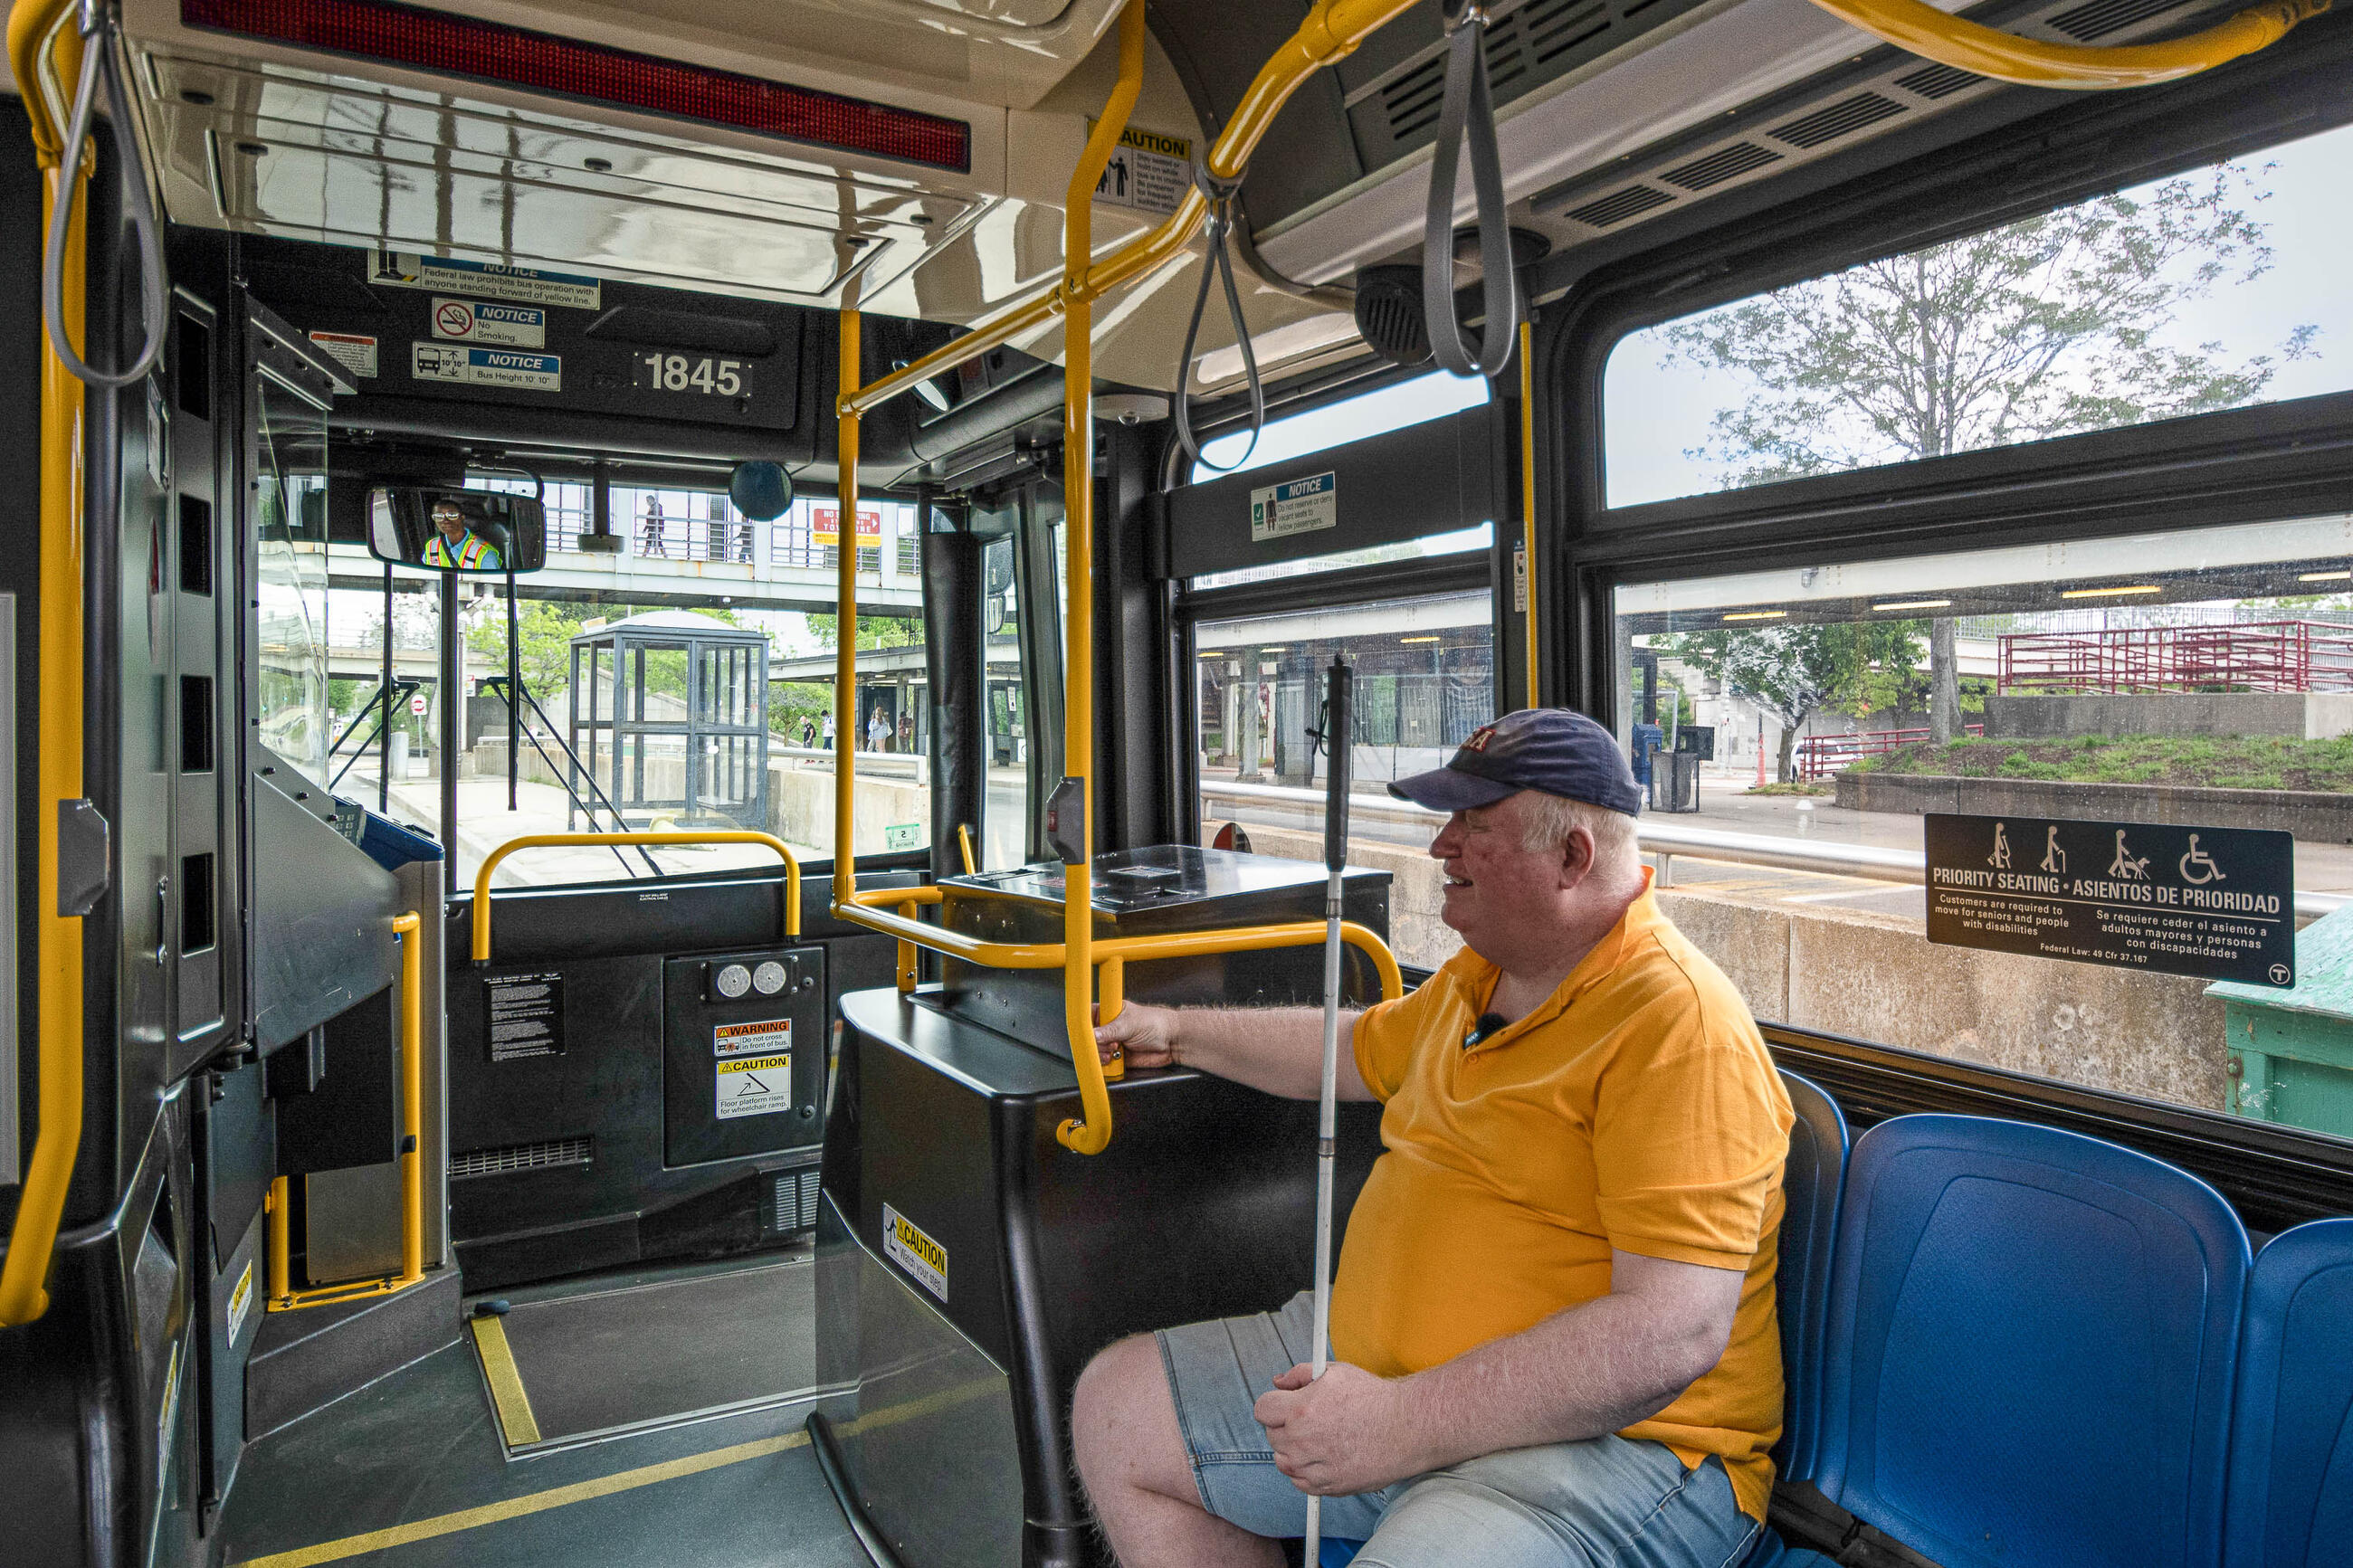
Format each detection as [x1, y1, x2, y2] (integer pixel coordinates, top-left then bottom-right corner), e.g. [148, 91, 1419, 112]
[1804, 0, 2325, 88]
[0, 0, 90, 1329]
[843, 0, 1418, 420]
[269, 912, 428, 1311]
[471, 832, 803, 963]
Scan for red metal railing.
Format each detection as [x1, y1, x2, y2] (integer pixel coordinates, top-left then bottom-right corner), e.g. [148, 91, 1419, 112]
[1998, 621, 2353, 695]
[1797, 723, 1982, 778]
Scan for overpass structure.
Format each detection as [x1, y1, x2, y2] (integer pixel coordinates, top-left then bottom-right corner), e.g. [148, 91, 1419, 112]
[326, 540, 926, 615]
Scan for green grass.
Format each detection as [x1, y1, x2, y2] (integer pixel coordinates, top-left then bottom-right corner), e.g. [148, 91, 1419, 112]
[1851, 733, 2353, 792]
[1745, 780, 1834, 796]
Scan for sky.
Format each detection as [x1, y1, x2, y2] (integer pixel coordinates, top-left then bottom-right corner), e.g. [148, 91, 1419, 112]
[1602, 119, 2353, 508]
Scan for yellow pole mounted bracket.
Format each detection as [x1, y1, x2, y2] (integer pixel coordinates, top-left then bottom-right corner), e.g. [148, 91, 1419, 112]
[0, 0, 89, 1331]
[472, 832, 803, 963]
[1804, 0, 2326, 88]
[269, 913, 430, 1312]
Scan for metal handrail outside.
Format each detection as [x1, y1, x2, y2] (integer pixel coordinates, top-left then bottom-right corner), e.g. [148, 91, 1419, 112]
[471, 832, 804, 963]
[266, 912, 429, 1311]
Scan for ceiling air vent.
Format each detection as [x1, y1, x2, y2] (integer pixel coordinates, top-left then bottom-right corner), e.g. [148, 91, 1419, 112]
[1770, 91, 1908, 149]
[1564, 183, 1677, 227]
[2048, 0, 2183, 38]
[1381, 58, 1447, 140]
[1892, 61, 1983, 99]
[1661, 141, 1782, 191]
[1525, 0, 1612, 64]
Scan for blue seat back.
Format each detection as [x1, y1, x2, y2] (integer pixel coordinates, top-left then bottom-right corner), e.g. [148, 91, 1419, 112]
[2225, 1218, 2353, 1567]
[1773, 1069, 1848, 1486]
[1814, 1114, 2250, 1568]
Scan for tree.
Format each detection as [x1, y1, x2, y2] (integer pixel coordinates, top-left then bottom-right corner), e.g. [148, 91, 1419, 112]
[1665, 621, 1920, 783]
[1660, 163, 2317, 740]
[805, 613, 922, 651]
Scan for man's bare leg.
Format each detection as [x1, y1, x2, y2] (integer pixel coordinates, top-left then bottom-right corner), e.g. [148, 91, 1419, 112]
[1072, 1334, 1287, 1568]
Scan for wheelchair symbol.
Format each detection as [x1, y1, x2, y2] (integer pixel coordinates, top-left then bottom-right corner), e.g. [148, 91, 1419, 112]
[2179, 834, 2225, 885]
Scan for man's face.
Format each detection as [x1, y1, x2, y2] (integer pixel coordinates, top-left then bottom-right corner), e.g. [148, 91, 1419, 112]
[1426, 791, 1580, 961]
[433, 501, 466, 541]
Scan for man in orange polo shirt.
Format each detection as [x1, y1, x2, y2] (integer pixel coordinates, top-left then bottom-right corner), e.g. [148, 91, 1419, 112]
[1072, 708, 1793, 1568]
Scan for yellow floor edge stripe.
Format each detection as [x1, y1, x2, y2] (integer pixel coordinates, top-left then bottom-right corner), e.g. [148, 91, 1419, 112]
[225, 1376, 1001, 1568]
[468, 1316, 543, 1448]
[228, 1429, 812, 1568]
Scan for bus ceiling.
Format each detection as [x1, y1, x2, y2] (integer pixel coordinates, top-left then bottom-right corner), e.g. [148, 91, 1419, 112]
[63, 0, 2329, 419]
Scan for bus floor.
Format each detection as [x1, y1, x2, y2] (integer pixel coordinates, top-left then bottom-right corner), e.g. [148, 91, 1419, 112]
[216, 1254, 863, 1568]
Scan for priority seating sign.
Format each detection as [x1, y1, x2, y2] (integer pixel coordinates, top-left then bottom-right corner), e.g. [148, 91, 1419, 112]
[1925, 813, 2294, 987]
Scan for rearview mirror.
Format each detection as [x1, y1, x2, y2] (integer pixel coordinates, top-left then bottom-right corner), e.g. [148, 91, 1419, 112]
[367, 486, 546, 574]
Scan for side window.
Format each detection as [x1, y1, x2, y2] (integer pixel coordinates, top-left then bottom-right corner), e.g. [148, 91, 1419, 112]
[1615, 515, 2350, 1141]
[1193, 589, 1496, 972]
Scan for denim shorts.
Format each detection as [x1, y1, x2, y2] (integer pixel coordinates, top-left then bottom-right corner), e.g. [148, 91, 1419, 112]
[1153, 1291, 1763, 1568]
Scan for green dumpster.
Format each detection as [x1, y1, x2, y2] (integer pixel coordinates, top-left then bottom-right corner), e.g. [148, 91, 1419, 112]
[2207, 907, 2353, 1139]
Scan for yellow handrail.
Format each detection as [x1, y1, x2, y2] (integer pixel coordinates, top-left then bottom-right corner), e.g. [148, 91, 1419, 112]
[1805, 0, 2325, 88]
[471, 832, 803, 961]
[843, 0, 1419, 420]
[268, 912, 428, 1311]
[0, 0, 89, 1330]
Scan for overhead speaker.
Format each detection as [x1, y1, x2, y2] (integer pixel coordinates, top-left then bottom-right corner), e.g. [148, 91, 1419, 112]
[1353, 264, 1431, 368]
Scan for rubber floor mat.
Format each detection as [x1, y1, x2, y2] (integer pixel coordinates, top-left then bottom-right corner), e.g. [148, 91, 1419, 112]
[474, 1259, 817, 1450]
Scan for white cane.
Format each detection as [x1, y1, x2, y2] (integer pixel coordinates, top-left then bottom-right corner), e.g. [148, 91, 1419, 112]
[1305, 655, 1353, 1566]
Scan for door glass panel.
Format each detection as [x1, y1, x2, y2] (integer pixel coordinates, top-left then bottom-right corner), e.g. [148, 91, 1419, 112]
[254, 373, 330, 783]
[1194, 589, 1495, 971]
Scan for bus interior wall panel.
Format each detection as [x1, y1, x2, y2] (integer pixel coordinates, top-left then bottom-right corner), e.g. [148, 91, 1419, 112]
[659, 947, 827, 1167]
[1093, 422, 1174, 853]
[919, 521, 986, 880]
[273, 988, 395, 1178]
[1166, 404, 1499, 581]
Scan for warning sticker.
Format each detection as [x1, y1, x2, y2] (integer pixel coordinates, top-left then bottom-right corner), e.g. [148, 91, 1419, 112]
[307, 330, 377, 378]
[430, 298, 547, 348]
[413, 342, 562, 392]
[714, 1018, 791, 1059]
[716, 1052, 792, 1120]
[881, 1202, 948, 1302]
[371, 251, 601, 309]
[1250, 471, 1337, 542]
[226, 1259, 254, 1345]
[486, 973, 564, 1061]
[1091, 123, 1191, 217]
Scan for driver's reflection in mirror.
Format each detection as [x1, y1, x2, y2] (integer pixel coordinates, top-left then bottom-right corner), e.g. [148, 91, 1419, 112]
[421, 497, 504, 570]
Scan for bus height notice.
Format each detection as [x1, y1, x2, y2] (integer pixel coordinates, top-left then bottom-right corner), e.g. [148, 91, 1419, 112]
[1923, 813, 2295, 988]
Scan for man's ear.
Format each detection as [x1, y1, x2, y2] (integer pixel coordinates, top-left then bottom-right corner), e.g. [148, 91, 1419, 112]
[1557, 826, 1596, 889]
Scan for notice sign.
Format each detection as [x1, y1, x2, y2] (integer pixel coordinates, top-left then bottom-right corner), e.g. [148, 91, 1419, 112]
[716, 1053, 792, 1119]
[1250, 471, 1337, 543]
[412, 342, 561, 391]
[881, 1202, 948, 1303]
[371, 251, 601, 309]
[306, 329, 377, 377]
[1091, 123, 1191, 216]
[486, 973, 564, 1060]
[713, 1018, 790, 1059]
[430, 297, 546, 348]
[1925, 813, 2294, 987]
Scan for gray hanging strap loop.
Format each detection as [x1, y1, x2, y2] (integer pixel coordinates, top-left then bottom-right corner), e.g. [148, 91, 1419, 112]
[42, 1, 170, 390]
[1173, 158, 1264, 474]
[1424, 2, 1518, 379]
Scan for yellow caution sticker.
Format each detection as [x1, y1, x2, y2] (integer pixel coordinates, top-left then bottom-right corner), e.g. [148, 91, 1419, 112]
[881, 1202, 948, 1302]
[1088, 121, 1192, 217]
[227, 1258, 254, 1345]
[715, 1052, 792, 1120]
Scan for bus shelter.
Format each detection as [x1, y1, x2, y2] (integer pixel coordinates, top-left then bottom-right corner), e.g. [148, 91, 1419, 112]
[567, 610, 770, 832]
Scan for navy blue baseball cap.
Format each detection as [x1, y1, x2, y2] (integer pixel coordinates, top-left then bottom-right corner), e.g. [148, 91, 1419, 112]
[1387, 708, 1643, 816]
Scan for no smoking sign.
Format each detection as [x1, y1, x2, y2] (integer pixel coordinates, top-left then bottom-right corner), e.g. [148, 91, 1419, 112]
[426, 297, 548, 349]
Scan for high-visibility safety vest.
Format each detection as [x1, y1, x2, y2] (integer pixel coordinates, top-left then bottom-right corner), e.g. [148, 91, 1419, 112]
[422, 530, 502, 569]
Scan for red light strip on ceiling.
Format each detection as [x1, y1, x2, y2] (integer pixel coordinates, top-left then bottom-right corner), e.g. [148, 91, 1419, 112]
[181, 0, 971, 173]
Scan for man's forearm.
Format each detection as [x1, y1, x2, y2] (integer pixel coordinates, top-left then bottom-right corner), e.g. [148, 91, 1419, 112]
[1393, 1292, 1722, 1472]
[1168, 1007, 1367, 1100]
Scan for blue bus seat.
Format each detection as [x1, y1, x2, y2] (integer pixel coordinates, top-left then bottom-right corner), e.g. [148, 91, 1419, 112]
[1808, 1114, 2250, 1568]
[2224, 1218, 2353, 1567]
[1318, 1539, 1363, 1566]
[1773, 1069, 1848, 1487]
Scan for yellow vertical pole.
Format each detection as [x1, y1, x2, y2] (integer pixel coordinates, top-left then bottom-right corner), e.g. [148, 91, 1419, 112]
[834, 310, 860, 908]
[0, 6, 90, 1326]
[1519, 318, 1538, 709]
[393, 913, 424, 1285]
[266, 1177, 291, 1306]
[1053, 0, 1142, 1155]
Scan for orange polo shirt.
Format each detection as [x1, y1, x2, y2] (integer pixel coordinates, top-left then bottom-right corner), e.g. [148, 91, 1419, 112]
[1333, 878, 1794, 1522]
